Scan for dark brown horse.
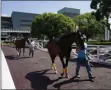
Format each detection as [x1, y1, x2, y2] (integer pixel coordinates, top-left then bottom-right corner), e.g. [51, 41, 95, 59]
[47, 31, 85, 78]
[14, 37, 30, 57]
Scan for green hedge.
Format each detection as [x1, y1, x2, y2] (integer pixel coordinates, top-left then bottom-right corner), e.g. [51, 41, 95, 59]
[87, 41, 111, 45]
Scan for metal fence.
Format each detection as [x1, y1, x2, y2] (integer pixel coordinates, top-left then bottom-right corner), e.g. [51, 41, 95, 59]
[35, 40, 111, 64]
[72, 45, 111, 64]
[1, 29, 30, 33]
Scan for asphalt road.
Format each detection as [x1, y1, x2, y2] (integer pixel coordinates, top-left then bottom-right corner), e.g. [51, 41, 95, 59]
[2, 45, 111, 89]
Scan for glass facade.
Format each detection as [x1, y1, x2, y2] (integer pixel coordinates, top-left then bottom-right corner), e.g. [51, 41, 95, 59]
[1, 16, 13, 29]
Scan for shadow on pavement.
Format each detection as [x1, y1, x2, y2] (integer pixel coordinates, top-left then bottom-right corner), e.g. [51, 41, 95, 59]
[5, 55, 19, 60]
[53, 76, 94, 90]
[5, 55, 30, 60]
[25, 69, 62, 90]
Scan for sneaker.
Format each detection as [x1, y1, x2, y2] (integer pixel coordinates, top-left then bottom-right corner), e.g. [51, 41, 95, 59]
[89, 76, 95, 80]
[75, 75, 80, 78]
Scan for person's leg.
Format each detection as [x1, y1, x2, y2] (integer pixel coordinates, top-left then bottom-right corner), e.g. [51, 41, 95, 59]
[32, 50, 34, 57]
[75, 59, 80, 78]
[85, 60, 95, 80]
[29, 49, 31, 56]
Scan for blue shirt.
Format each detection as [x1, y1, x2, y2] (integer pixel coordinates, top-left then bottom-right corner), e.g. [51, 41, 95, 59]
[77, 42, 88, 59]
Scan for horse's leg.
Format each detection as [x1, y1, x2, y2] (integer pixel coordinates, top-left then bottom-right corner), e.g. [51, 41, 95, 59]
[64, 48, 71, 78]
[16, 46, 17, 50]
[19, 48, 21, 56]
[59, 55, 66, 77]
[51, 54, 57, 74]
[48, 50, 57, 73]
[16, 48, 19, 56]
[29, 49, 31, 56]
[23, 48, 25, 57]
[48, 43, 57, 74]
[64, 57, 70, 78]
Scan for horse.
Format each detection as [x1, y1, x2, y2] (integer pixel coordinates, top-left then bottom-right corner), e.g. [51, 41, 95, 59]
[14, 37, 30, 57]
[47, 31, 85, 78]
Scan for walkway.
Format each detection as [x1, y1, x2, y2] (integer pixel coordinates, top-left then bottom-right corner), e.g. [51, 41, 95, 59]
[1, 46, 111, 89]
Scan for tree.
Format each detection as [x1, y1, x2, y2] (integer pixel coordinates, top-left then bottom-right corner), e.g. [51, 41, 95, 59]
[31, 12, 76, 40]
[90, 0, 111, 31]
[73, 13, 105, 41]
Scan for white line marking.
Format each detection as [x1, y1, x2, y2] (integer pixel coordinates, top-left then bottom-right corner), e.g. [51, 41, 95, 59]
[1, 50, 16, 89]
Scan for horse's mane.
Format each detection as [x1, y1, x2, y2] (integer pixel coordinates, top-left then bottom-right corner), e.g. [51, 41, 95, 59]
[57, 32, 76, 40]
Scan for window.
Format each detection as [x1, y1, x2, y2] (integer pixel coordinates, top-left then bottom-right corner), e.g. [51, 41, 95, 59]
[20, 20, 32, 22]
[20, 24, 31, 26]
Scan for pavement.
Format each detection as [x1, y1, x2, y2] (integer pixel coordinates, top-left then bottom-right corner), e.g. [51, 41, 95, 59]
[1, 45, 111, 89]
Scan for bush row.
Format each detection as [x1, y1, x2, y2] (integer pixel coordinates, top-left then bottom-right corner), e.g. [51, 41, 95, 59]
[87, 41, 111, 45]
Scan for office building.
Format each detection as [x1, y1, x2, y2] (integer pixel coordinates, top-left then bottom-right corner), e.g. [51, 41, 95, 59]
[11, 11, 39, 30]
[1, 15, 13, 29]
[1, 11, 40, 40]
[57, 7, 80, 18]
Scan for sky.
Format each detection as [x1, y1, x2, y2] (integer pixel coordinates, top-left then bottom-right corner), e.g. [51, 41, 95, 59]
[1, 1, 111, 23]
[2, 1, 93, 16]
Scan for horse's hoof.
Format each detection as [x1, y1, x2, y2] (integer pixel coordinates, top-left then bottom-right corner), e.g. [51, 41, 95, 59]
[51, 67, 54, 70]
[61, 73, 64, 76]
[55, 70, 58, 74]
[17, 52, 19, 56]
[65, 75, 70, 79]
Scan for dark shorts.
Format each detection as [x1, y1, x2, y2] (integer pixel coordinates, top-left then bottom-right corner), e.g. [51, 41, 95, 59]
[77, 58, 88, 65]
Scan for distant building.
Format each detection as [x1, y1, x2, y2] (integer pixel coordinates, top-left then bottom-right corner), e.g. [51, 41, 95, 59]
[1, 15, 13, 40]
[1, 7, 80, 40]
[11, 11, 40, 30]
[57, 7, 80, 18]
[1, 16, 13, 29]
[1, 11, 40, 40]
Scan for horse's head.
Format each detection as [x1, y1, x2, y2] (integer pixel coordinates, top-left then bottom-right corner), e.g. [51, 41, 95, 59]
[23, 37, 30, 44]
[76, 31, 85, 50]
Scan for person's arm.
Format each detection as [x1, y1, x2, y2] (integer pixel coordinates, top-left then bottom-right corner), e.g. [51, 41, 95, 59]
[72, 50, 78, 55]
[85, 51, 93, 60]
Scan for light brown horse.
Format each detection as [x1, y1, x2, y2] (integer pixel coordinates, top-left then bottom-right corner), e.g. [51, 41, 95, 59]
[14, 37, 30, 57]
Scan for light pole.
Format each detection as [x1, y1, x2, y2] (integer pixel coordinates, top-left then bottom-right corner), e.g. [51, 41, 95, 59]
[76, 26, 79, 32]
[105, 19, 111, 41]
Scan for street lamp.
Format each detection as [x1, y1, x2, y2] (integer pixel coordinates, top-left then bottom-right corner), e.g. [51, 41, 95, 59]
[105, 18, 111, 41]
[76, 26, 79, 32]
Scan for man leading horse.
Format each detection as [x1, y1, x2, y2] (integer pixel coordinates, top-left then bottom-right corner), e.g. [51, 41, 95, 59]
[47, 31, 85, 78]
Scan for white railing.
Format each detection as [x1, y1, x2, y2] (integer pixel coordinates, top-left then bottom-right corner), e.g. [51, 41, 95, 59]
[36, 40, 111, 63]
[1, 29, 30, 33]
[35, 40, 49, 49]
[72, 44, 111, 62]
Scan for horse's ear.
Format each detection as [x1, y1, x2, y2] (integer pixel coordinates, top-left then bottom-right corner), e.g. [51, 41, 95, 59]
[76, 30, 81, 36]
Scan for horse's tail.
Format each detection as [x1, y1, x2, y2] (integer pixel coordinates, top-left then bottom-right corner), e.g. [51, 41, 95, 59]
[47, 39, 55, 49]
[46, 39, 53, 48]
[47, 40, 61, 55]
